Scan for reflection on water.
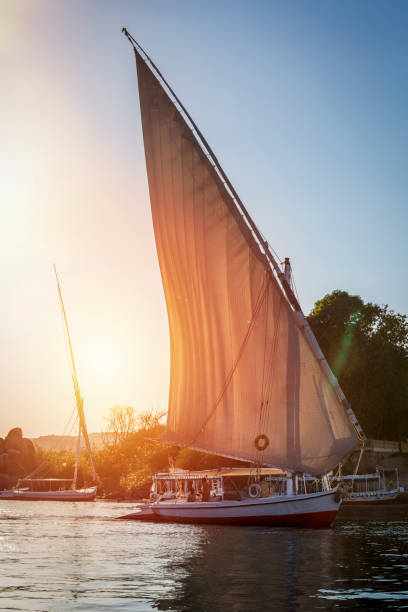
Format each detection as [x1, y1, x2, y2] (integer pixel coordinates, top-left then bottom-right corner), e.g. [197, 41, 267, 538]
[0, 502, 407, 610]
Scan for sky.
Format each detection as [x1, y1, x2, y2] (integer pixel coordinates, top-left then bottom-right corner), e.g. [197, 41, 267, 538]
[1, 0, 407, 436]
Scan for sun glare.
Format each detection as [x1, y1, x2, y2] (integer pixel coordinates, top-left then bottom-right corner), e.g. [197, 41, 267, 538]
[81, 340, 121, 381]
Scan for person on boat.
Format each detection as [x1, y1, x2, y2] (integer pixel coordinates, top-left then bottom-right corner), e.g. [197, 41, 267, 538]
[260, 478, 269, 498]
[201, 477, 211, 502]
[187, 484, 196, 502]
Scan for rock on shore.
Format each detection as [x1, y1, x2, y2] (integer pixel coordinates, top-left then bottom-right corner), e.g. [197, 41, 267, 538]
[0, 428, 37, 489]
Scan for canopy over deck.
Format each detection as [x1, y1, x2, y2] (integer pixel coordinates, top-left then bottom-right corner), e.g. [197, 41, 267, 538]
[153, 467, 287, 480]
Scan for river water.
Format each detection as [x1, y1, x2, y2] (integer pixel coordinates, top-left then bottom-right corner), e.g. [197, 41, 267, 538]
[0, 501, 407, 611]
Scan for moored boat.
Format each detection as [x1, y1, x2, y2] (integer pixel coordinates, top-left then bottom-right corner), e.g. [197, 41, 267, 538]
[339, 468, 403, 505]
[118, 468, 340, 526]
[119, 30, 366, 527]
[1, 268, 99, 502]
[1, 479, 97, 501]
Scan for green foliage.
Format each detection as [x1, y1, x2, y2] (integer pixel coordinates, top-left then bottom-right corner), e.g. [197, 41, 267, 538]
[33, 446, 93, 487]
[308, 290, 408, 440]
[32, 409, 169, 496]
[35, 407, 248, 496]
[120, 468, 152, 493]
[95, 407, 169, 495]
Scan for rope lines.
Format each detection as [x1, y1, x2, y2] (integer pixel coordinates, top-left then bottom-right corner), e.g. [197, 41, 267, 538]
[254, 290, 285, 465]
[187, 273, 270, 447]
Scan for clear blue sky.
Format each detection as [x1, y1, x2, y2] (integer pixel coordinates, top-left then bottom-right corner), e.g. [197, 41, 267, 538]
[1, 0, 407, 435]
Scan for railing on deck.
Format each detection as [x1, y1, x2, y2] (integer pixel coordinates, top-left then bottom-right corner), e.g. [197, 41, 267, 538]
[365, 439, 408, 453]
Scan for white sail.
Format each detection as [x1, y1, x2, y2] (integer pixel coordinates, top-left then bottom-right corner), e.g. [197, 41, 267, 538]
[133, 48, 361, 475]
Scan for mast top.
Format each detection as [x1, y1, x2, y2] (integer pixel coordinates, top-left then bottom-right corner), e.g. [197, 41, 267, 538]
[122, 28, 149, 60]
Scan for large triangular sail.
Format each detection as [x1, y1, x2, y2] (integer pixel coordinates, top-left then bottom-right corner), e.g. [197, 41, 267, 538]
[125, 31, 363, 475]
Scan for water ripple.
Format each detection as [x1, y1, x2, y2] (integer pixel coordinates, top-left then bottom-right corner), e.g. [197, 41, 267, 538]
[0, 501, 407, 610]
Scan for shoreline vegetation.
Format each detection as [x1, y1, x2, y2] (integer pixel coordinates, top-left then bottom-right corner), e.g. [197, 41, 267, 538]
[2, 290, 408, 499]
[32, 407, 248, 500]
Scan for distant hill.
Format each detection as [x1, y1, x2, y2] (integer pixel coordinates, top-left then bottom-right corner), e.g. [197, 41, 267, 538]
[31, 433, 110, 451]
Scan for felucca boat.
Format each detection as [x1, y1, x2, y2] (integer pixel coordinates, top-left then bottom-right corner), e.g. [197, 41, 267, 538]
[119, 29, 365, 526]
[1, 268, 98, 501]
[332, 448, 403, 505]
[340, 468, 403, 505]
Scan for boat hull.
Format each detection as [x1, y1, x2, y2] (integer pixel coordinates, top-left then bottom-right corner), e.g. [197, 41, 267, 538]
[0, 486, 97, 501]
[120, 490, 340, 527]
[342, 489, 400, 505]
[118, 504, 159, 521]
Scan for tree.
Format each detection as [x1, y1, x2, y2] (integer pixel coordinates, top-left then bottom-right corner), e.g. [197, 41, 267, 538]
[308, 290, 408, 440]
[105, 405, 136, 446]
[136, 408, 166, 432]
[95, 406, 168, 496]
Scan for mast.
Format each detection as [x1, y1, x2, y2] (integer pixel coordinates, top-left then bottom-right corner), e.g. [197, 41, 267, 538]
[54, 265, 98, 482]
[72, 421, 81, 490]
[284, 258, 292, 286]
[122, 29, 365, 445]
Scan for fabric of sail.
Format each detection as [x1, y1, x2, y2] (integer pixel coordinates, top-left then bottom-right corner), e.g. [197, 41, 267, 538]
[135, 52, 360, 475]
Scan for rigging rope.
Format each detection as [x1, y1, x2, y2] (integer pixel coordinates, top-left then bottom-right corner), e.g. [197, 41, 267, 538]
[187, 273, 270, 447]
[288, 261, 301, 309]
[62, 407, 77, 437]
[255, 290, 284, 464]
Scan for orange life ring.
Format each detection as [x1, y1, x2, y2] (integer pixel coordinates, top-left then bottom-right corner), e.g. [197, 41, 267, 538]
[254, 434, 269, 451]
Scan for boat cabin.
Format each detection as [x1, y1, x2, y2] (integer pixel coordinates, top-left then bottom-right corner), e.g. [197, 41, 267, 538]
[15, 478, 76, 492]
[338, 467, 400, 497]
[149, 468, 331, 502]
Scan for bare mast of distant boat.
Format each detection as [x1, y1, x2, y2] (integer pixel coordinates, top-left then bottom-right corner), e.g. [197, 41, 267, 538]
[0, 270, 98, 500]
[54, 265, 98, 487]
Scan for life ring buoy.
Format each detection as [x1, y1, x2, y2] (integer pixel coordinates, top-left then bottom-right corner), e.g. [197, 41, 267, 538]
[254, 434, 269, 451]
[248, 483, 262, 498]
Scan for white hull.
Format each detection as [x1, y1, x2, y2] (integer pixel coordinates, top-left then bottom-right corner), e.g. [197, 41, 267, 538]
[119, 489, 340, 527]
[343, 488, 400, 505]
[0, 486, 97, 501]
